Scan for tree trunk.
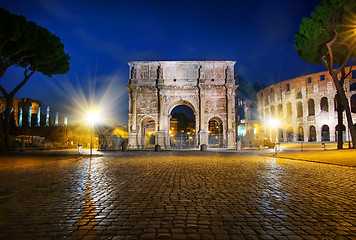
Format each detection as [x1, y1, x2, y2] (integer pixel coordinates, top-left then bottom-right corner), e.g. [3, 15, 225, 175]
[336, 94, 343, 149]
[0, 115, 5, 153]
[3, 96, 13, 152]
[332, 74, 356, 148]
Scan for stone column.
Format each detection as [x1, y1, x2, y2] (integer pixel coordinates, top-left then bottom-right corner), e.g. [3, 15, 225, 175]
[55, 112, 59, 126]
[128, 89, 138, 149]
[37, 107, 41, 127]
[330, 124, 336, 142]
[46, 106, 50, 126]
[293, 127, 299, 142]
[28, 106, 32, 127]
[304, 126, 309, 142]
[19, 108, 23, 127]
[198, 85, 208, 146]
[156, 88, 166, 147]
[315, 97, 321, 116]
[226, 86, 236, 149]
[316, 124, 321, 142]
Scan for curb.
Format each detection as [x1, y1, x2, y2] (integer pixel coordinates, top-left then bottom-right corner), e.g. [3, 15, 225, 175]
[259, 153, 356, 168]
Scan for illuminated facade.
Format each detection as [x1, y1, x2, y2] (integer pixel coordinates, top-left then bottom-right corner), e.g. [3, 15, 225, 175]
[0, 97, 41, 127]
[256, 67, 356, 143]
[127, 61, 237, 149]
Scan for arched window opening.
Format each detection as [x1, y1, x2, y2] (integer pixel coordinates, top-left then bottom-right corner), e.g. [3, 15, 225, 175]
[321, 125, 330, 142]
[265, 97, 269, 106]
[297, 102, 303, 118]
[298, 126, 304, 141]
[320, 97, 328, 112]
[278, 104, 283, 119]
[287, 127, 294, 142]
[308, 99, 315, 116]
[270, 106, 275, 118]
[309, 126, 316, 142]
[350, 83, 356, 91]
[335, 124, 346, 142]
[351, 94, 356, 113]
[278, 129, 283, 142]
[265, 108, 269, 119]
[296, 91, 302, 99]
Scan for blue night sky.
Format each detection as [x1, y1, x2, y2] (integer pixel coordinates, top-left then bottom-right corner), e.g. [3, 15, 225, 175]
[1, 0, 324, 125]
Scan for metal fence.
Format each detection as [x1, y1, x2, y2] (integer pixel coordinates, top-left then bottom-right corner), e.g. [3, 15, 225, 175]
[169, 134, 197, 149]
[208, 134, 225, 148]
[98, 135, 124, 150]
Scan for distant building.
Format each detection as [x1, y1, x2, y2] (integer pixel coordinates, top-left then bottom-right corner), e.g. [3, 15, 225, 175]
[256, 67, 356, 143]
[0, 97, 69, 127]
[0, 97, 41, 127]
[170, 118, 178, 135]
[234, 77, 265, 147]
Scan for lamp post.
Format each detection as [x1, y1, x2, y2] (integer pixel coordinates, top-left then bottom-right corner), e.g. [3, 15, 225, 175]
[268, 118, 280, 154]
[86, 108, 100, 156]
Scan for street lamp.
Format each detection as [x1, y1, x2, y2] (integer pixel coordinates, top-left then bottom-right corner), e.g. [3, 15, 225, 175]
[86, 108, 100, 156]
[268, 118, 280, 154]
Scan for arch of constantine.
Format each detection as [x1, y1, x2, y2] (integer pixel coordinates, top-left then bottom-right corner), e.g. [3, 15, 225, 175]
[127, 61, 237, 149]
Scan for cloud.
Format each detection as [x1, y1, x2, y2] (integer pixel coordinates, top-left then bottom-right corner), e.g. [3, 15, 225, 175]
[37, 0, 80, 21]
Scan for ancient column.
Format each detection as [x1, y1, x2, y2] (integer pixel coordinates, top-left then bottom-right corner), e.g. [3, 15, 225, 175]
[55, 112, 59, 126]
[198, 85, 208, 146]
[37, 107, 41, 127]
[46, 106, 50, 126]
[128, 88, 138, 148]
[19, 108, 23, 127]
[226, 86, 236, 149]
[156, 87, 166, 147]
[28, 106, 32, 127]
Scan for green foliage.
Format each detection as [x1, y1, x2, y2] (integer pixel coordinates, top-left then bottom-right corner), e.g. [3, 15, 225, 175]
[0, 8, 70, 77]
[294, 0, 356, 66]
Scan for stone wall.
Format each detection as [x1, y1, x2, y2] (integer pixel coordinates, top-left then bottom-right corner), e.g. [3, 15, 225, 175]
[256, 67, 356, 143]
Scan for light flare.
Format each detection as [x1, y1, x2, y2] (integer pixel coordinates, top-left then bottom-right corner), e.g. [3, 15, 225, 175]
[47, 71, 126, 127]
[268, 118, 280, 129]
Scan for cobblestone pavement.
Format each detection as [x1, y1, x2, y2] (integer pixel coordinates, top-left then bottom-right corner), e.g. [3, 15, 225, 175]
[0, 151, 355, 239]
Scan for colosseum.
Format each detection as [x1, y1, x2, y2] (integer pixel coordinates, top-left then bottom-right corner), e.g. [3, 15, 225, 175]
[256, 67, 356, 144]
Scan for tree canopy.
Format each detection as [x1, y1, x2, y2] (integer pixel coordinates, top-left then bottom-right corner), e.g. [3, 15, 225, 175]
[294, 0, 356, 67]
[294, 0, 356, 149]
[0, 8, 70, 83]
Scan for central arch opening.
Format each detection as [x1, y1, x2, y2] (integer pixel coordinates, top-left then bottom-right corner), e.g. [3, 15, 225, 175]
[169, 105, 196, 149]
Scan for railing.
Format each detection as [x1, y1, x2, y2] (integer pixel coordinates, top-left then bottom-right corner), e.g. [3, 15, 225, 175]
[169, 134, 197, 149]
[208, 134, 225, 148]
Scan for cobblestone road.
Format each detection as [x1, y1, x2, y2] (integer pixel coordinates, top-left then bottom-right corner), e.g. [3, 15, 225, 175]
[0, 151, 355, 239]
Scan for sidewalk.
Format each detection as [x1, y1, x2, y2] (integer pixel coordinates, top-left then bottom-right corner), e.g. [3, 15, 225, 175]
[260, 148, 356, 167]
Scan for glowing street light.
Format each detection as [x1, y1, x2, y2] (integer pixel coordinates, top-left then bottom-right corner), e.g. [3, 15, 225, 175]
[268, 118, 281, 154]
[86, 108, 101, 156]
[86, 108, 101, 126]
[268, 118, 280, 129]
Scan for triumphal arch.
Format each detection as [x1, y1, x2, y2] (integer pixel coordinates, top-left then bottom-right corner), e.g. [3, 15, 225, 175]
[127, 61, 237, 149]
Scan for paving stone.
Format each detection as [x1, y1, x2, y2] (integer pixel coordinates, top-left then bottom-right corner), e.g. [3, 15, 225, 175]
[0, 151, 355, 239]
